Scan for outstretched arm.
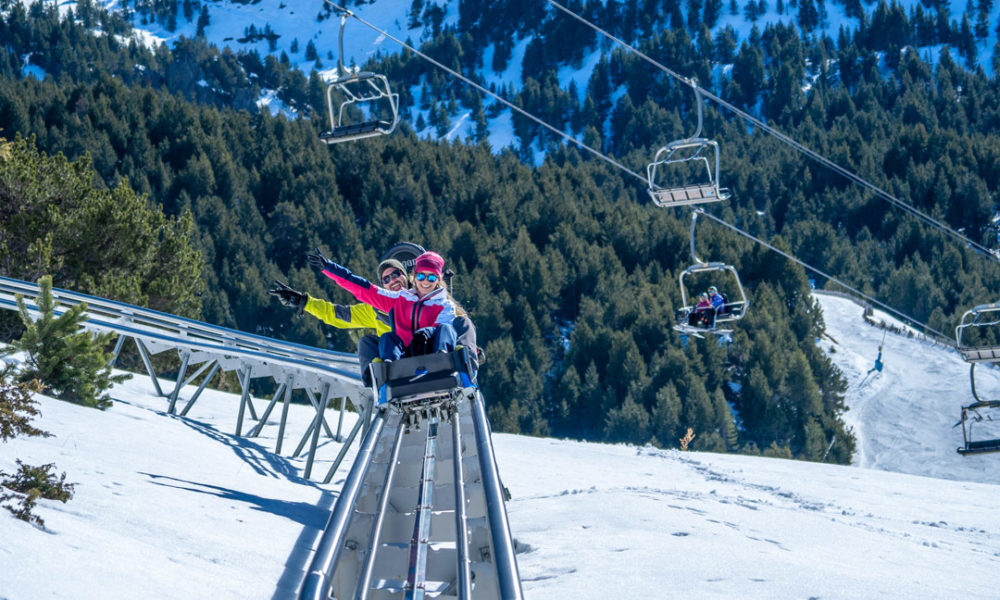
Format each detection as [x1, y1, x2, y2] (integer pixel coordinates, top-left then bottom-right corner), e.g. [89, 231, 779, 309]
[305, 297, 385, 331]
[306, 248, 398, 313]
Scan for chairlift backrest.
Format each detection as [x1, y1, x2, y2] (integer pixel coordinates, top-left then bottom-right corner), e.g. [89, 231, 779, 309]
[956, 302, 1000, 363]
[647, 138, 730, 208]
[678, 262, 748, 324]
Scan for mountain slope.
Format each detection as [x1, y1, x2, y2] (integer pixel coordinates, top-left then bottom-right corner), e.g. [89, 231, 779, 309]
[818, 291, 1000, 485]
[2, 292, 1000, 598]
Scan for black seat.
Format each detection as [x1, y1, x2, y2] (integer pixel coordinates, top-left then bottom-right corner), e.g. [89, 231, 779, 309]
[368, 348, 476, 404]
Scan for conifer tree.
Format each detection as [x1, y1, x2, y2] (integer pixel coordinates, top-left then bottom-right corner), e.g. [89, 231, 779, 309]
[6, 276, 129, 409]
[0, 367, 48, 442]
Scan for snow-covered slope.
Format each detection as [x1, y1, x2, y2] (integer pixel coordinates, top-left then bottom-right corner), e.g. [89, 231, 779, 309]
[2, 292, 999, 599]
[818, 291, 1000, 485]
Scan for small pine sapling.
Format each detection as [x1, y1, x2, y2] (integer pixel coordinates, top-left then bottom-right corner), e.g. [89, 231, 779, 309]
[0, 368, 73, 527]
[0, 460, 75, 527]
[5, 275, 129, 409]
[0, 366, 49, 442]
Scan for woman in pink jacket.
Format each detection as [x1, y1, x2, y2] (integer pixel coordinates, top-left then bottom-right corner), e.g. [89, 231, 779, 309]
[308, 249, 457, 361]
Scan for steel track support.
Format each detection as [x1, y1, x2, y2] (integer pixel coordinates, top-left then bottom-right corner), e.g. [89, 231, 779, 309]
[249, 381, 287, 438]
[135, 338, 164, 397]
[235, 366, 253, 436]
[180, 361, 221, 417]
[167, 351, 192, 414]
[275, 374, 295, 454]
[108, 334, 126, 367]
[322, 391, 374, 485]
[303, 383, 333, 480]
[293, 386, 335, 457]
[335, 394, 347, 442]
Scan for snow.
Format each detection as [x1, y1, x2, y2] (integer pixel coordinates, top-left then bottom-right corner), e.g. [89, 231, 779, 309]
[817, 291, 1000, 484]
[3, 292, 1000, 599]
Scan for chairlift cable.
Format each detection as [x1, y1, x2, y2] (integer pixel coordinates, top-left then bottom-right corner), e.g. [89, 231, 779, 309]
[695, 209, 953, 343]
[544, 0, 1000, 263]
[324, 0, 948, 345]
[322, 0, 645, 181]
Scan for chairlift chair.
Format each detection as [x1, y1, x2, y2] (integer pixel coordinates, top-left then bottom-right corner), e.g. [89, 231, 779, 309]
[673, 210, 749, 337]
[319, 12, 399, 144]
[647, 84, 730, 207]
[673, 261, 749, 335]
[957, 363, 1000, 455]
[955, 303, 1000, 363]
[647, 138, 731, 207]
[954, 304, 1000, 454]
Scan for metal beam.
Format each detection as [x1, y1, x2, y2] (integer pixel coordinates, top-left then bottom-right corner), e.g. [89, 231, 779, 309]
[471, 392, 524, 600]
[275, 375, 295, 455]
[356, 413, 406, 600]
[167, 351, 192, 414]
[451, 407, 472, 600]
[134, 338, 164, 397]
[303, 383, 332, 480]
[248, 382, 287, 438]
[180, 361, 221, 417]
[301, 408, 387, 600]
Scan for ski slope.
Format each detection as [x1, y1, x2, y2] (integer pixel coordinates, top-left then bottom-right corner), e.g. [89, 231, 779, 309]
[818, 291, 1000, 484]
[1, 292, 999, 599]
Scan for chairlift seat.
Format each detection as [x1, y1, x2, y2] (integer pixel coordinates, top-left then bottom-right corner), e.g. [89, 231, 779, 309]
[321, 66, 399, 145]
[957, 392, 1000, 456]
[647, 138, 729, 208]
[649, 184, 731, 208]
[320, 119, 395, 142]
[958, 437, 1000, 455]
[959, 346, 1000, 363]
[956, 303, 1000, 362]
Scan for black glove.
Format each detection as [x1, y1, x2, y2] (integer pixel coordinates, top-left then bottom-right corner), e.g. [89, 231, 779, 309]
[306, 247, 335, 272]
[268, 280, 308, 315]
[410, 327, 435, 356]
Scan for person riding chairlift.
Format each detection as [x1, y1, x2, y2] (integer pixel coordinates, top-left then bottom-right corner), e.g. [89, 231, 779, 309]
[689, 292, 713, 327]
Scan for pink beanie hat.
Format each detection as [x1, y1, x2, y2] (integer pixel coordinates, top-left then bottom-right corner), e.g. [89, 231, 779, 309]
[414, 251, 445, 277]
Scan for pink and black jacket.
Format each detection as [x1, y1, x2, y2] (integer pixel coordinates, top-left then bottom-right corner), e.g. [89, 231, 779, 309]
[319, 261, 456, 347]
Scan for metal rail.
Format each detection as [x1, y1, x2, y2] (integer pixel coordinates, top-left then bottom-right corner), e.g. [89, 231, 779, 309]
[300, 408, 389, 600]
[0, 275, 371, 481]
[300, 393, 523, 600]
[470, 391, 523, 600]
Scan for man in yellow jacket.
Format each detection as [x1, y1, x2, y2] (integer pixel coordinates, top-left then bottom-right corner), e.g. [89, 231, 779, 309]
[270, 258, 408, 384]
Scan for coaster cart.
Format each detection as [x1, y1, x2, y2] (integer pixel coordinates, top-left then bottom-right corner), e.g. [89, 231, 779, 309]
[672, 210, 748, 339]
[646, 85, 731, 208]
[955, 303, 1000, 455]
[366, 348, 479, 430]
[319, 10, 399, 144]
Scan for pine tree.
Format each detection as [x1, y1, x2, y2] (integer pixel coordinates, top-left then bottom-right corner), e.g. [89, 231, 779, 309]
[604, 395, 651, 443]
[6, 276, 130, 409]
[650, 383, 683, 447]
[0, 368, 49, 442]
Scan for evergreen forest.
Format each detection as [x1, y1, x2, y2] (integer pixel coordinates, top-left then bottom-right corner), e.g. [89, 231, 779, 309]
[3, 0, 1000, 463]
